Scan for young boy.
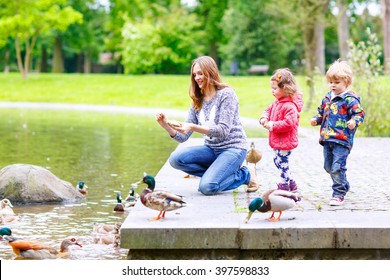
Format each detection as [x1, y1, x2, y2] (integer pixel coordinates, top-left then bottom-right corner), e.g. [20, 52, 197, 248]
[310, 59, 365, 206]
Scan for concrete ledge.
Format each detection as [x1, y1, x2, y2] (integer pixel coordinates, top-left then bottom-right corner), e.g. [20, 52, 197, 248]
[121, 138, 390, 259]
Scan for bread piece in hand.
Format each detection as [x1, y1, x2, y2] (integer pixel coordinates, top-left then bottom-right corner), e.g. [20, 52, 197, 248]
[167, 120, 181, 128]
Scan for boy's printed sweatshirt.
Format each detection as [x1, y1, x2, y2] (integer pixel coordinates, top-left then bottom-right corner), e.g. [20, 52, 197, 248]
[313, 90, 365, 149]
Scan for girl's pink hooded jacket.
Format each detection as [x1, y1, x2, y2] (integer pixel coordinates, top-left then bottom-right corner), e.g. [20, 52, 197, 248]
[260, 92, 303, 150]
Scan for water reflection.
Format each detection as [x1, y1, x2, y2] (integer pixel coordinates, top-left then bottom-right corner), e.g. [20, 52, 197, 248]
[0, 108, 178, 260]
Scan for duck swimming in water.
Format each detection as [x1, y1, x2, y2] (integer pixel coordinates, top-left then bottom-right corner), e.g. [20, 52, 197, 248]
[4, 236, 82, 259]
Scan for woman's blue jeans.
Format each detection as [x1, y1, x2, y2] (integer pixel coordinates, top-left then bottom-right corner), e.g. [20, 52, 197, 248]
[323, 142, 350, 198]
[169, 145, 250, 195]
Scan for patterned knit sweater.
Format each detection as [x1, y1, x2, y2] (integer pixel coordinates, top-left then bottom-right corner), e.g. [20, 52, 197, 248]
[172, 87, 248, 150]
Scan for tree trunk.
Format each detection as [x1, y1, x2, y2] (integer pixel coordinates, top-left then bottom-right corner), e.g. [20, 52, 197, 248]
[52, 37, 64, 73]
[337, 0, 350, 60]
[315, 19, 325, 74]
[84, 51, 91, 73]
[14, 37, 27, 78]
[40, 46, 48, 72]
[383, 0, 390, 74]
[3, 49, 10, 73]
[209, 42, 218, 66]
[77, 53, 83, 73]
[300, 0, 330, 111]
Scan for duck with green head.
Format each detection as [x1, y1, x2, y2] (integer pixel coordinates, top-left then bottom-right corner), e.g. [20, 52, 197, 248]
[0, 227, 12, 239]
[135, 173, 186, 220]
[124, 185, 139, 207]
[244, 189, 301, 223]
[114, 192, 125, 212]
[76, 181, 89, 195]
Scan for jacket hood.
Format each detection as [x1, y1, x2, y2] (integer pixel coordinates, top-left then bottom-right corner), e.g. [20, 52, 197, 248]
[325, 91, 361, 102]
[278, 91, 304, 112]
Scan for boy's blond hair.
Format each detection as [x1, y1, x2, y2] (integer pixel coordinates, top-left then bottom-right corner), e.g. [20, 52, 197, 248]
[326, 59, 353, 87]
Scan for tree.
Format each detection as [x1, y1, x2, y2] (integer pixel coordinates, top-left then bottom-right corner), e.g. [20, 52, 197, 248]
[220, 0, 298, 74]
[107, 0, 182, 73]
[121, 5, 204, 74]
[0, 0, 82, 78]
[383, 0, 390, 73]
[337, 0, 350, 59]
[194, 0, 228, 65]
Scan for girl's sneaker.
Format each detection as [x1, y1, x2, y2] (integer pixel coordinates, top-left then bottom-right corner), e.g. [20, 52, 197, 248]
[289, 180, 298, 192]
[276, 183, 289, 191]
[329, 197, 344, 206]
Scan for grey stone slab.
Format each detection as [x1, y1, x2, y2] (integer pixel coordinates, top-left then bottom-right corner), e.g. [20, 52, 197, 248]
[121, 137, 390, 257]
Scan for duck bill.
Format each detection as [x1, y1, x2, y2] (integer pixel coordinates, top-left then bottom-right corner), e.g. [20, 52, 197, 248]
[244, 211, 254, 223]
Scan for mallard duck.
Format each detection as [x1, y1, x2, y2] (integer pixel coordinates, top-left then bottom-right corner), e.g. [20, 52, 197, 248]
[124, 186, 139, 207]
[246, 142, 262, 167]
[244, 189, 301, 223]
[0, 198, 15, 216]
[76, 181, 89, 195]
[0, 227, 12, 238]
[114, 192, 125, 212]
[135, 173, 186, 220]
[3, 236, 82, 259]
[93, 222, 121, 234]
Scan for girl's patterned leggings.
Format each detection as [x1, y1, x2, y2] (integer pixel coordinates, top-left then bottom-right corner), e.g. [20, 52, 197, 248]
[273, 149, 292, 184]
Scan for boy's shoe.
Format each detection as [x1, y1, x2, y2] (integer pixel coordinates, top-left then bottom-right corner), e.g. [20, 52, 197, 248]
[329, 197, 344, 206]
[246, 166, 259, 192]
[289, 180, 298, 192]
[276, 183, 289, 191]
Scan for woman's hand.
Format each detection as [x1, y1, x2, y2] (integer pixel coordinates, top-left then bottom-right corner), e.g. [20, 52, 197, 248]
[310, 118, 317, 126]
[173, 122, 192, 134]
[156, 112, 178, 137]
[156, 112, 168, 127]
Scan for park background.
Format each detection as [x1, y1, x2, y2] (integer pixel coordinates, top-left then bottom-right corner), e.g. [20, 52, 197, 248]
[0, 0, 389, 137]
[0, 0, 390, 262]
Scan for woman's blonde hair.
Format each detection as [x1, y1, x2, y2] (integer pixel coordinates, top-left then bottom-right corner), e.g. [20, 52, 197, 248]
[270, 68, 298, 98]
[189, 56, 228, 111]
[326, 59, 353, 87]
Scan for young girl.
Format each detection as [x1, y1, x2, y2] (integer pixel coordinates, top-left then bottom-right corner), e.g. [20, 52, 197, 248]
[156, 56, 259, 195]
[259, 68, 303, 192]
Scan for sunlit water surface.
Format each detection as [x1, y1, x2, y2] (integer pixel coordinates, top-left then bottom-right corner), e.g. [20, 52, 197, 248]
[0, 108, 178, 260]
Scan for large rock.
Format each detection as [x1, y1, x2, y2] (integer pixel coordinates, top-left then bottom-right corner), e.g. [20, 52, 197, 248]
[0, 164, 84, 204]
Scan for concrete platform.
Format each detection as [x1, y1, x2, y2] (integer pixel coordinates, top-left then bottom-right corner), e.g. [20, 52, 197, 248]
[120, 137, 390, 260]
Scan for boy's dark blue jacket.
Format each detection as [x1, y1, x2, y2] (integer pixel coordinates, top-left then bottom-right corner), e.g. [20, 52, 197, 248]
[313, 91, 365, 149]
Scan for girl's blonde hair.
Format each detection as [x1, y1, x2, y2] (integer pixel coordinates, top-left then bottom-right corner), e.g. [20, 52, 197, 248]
[326, 59, 353, 87]
[189, 56, 228, 111]
[270, 68, 298, 98]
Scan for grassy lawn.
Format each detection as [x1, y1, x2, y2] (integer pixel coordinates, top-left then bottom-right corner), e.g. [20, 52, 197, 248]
[3, 72, 388, 133]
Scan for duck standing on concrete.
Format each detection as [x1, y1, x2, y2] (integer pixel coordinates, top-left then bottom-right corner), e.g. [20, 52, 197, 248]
[246, 142, 262, 167]
[135, 173, 186, 220]
[244, 189, 301, 223]
[76, 181, 89, 195]
[3, 236, 82, 259]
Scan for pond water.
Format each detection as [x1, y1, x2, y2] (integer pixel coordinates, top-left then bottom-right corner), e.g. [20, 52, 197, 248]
[0, 108, 178, 260]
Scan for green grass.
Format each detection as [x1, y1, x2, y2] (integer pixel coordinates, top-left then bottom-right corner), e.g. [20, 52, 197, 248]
[2, 72, 389, 133]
